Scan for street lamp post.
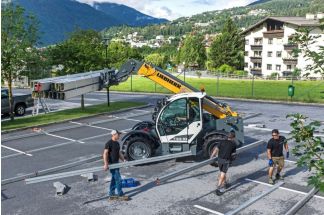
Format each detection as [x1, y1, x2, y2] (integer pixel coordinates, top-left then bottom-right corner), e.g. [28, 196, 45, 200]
[103, 37, 110, 107]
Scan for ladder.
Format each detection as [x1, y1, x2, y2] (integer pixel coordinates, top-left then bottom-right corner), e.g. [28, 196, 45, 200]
[32, 93, 51, 115]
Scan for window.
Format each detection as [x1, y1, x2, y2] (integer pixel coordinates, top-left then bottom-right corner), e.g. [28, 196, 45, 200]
[267, 64, 272, 70]
[254, 63, 261, 68]
[267, 51, 272, 57]
[276, 51, 282, 57]
[158, 98, 187, 136]
[1, 90, 8, 99]
[244, 63, 248, 68]
[245, 39, 249, 45]
[244, 51, 248, 56]
[287, 65, 292, 70]
[276, 65, 281, 71]
[254, 51, 262, 57]
[254, 38, 263, 45]
[268, 38, 273, 44]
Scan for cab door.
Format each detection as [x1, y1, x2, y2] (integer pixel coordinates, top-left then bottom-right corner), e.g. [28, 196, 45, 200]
[156, 96, 203, 153]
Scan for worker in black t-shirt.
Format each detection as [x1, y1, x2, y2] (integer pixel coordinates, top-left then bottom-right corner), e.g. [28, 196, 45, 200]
[103, 130, 127, 198]
[210, 132, 237, 196]
[267, 129, 289, 185]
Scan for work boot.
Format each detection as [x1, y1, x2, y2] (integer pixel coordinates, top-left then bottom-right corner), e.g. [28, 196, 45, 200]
[268, 177, 274, 185]
[225, 182, 231, 189]
[276, 173, 284, 180]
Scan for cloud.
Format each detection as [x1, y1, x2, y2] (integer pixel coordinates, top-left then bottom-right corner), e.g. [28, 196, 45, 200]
[191, 0, 214, 5]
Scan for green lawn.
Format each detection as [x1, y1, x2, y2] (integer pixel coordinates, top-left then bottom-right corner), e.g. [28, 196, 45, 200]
[1, 101, 145, 131]
[111, 75, 324, 103]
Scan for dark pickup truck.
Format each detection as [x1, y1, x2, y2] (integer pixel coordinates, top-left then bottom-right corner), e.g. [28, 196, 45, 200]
[1, 88, 34, 116]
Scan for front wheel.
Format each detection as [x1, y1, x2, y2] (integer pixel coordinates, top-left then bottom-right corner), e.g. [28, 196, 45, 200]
[15, 104, 26, 116]
[124, 136, 152, 161]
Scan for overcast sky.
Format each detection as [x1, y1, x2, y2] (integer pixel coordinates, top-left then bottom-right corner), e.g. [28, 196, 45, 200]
[77, 0, 256, 20]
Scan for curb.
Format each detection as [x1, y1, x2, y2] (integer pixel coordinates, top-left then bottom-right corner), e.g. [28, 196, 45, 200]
[104, 91, 324, 107]
[1, 104, 151, 134]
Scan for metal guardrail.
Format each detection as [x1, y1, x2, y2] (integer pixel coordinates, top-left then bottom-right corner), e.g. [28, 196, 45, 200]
[25, 151, 193, 184]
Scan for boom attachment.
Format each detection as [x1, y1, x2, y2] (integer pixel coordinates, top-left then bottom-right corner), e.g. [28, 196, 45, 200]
[113, 59, 238, 119]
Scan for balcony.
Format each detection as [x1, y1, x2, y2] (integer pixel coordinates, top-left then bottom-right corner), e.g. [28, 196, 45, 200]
[250, 56, 262, 63]
[283, 71, 293, 76]
[251, 45, 263, 50]
[283, 57, 298, 65]
[250, 68, 262, 76]
[263, 30, 284, 38]
[284, 43, 298, 51]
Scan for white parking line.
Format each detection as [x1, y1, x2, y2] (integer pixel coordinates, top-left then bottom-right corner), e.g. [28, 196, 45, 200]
[115, 116, 142, 122]
[70, 121, 113, 131]
[285, 159, 297, 164]
[42, 131, 85, 144]
[245, 178, 324, 200]
[1, 133, 111, 159]
[194, 205, 224, 215]
[1, 145, 33, 157]
[69, 121, 130, 133]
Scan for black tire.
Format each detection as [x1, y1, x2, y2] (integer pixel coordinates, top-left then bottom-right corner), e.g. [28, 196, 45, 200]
[124, 136, 153, 161]
[203, 135, 226, 158]
[15, 104, 26, 116]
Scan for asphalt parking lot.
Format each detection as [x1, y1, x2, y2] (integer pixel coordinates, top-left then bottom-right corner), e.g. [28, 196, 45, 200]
[1, 98, 324, 215]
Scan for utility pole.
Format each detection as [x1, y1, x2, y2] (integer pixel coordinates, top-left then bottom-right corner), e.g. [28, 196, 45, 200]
[103, 37, 110, 107]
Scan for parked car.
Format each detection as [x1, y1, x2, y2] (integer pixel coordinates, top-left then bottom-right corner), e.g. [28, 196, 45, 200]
[1, 88, 34, 116]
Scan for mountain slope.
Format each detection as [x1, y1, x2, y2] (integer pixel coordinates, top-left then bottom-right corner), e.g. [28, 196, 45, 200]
[5, 0, 168, 45]
[92, 2, 168, 26]
[104, 0, 324, 40]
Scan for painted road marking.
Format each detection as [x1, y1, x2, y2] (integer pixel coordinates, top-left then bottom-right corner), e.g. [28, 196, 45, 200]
[69, 121, 130, 133]
[244, 125, 324, 137]
[1, 145, 33, 157]
[42, 131, 85, 143]
[245, 178, 324, 200]
[194, 205, 224, 215]
[115, 116, 142, 122]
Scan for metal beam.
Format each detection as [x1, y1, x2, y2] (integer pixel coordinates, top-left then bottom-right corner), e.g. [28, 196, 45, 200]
[225, 181, 284, 215]
[25, 151, 193, 184]
[2, 155, 101, 185]
[156, 140, 265, 184]
[285, 187, 319, 215]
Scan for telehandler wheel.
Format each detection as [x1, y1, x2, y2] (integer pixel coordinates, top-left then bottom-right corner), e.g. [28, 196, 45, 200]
[124, 135, 152, 161]
[203, 135, 227, 166]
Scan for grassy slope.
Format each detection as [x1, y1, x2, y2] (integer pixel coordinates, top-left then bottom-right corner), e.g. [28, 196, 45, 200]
[110, 76, 324, 103]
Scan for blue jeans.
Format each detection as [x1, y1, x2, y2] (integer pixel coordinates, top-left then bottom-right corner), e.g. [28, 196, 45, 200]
[109, 168, 123, 196]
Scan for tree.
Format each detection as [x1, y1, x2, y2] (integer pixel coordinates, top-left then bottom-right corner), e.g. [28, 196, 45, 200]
[287, 22, 324, 192]
[107, 41, 140, 69]
[144, 53, 167, 69]
[1, 4, 39, 120]
[292, 24, 324, 77]
[287, 114, 324, 192]
[48, 29, 105, 75]
[208, 18, 244, 71]
[179, 35, 206, 69]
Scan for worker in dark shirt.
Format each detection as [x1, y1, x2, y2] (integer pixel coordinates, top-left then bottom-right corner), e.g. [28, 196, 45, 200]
[103, 130, 127, 198]
[267, 129, 289, 185]
[210, 131, 237, 195]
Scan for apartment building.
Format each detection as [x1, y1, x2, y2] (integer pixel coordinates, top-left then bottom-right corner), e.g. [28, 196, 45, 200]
[243, 14, 323, 78]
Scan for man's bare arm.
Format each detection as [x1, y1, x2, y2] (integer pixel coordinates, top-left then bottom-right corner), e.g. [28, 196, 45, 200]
[119, 151, 126, 162]
[103, 149, 109, 171]
[210, 147, 219, 158]
[267, 149, 272, 159]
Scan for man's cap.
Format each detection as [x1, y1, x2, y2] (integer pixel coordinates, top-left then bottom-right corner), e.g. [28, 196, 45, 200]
[111, 130, 121, 135]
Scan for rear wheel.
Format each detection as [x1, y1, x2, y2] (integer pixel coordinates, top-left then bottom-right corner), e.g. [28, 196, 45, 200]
[124, 136, 153, 161]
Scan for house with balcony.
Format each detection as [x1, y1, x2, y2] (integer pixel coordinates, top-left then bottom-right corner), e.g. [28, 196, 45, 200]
[242, 14, 323, 78]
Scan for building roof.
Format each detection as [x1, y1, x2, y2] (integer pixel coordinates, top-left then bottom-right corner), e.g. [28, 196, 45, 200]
[242, 16, 322, 34]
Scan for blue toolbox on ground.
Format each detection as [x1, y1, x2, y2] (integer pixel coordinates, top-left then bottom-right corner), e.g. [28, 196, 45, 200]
[121, 178, 140, 188]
